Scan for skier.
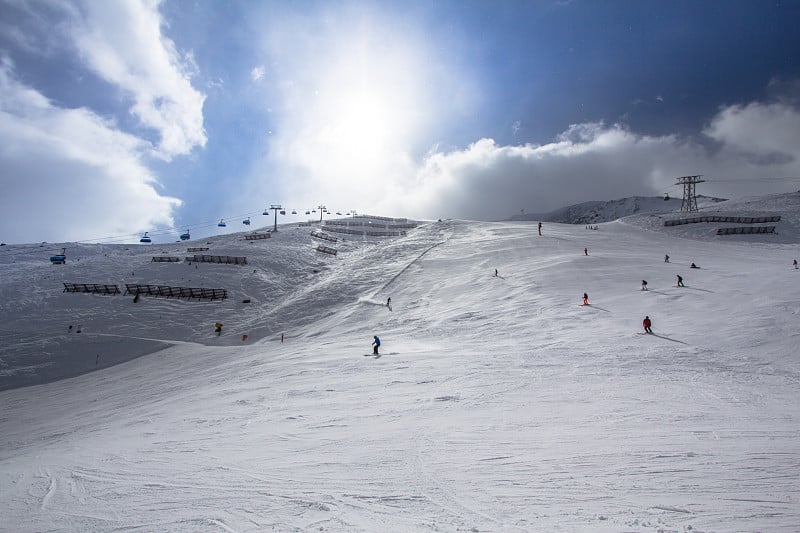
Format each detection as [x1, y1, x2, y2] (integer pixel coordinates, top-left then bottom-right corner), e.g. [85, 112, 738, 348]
[584, 248, 588, 256]
[583, 292, 589, 305]
[690, 262, 699, 269]
[214, 322, 223, 336]
[677, 274, 684, 287]
[387, 297, 392, 307]
[643, 316, 653, 334]
[664, 254, 670, 263]
[372, 335, 381, 355]
[538, 222, 542, 236]
[794, 259, 798, 269]
[641, 280, 648, 291]
[494, 269, 498, 277]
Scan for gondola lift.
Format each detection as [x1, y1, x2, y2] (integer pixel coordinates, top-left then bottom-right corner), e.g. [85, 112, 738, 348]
[291, 209, 297, 215]
[218, 219, 227, 227]
[243, 218, 251, 225]
[263, 208, 269, 215]
[280, 209, 286, 215]
[305, 209, 311, 215]
[180, 230, 191, 240]
[139, 232, 152, 243]
[50, 248, 67, 264]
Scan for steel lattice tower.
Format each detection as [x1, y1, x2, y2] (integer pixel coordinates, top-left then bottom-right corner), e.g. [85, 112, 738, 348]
[676, 175, 705, 212]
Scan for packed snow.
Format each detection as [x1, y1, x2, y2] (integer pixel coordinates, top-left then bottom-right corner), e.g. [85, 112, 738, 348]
[1, 195, 799, 532]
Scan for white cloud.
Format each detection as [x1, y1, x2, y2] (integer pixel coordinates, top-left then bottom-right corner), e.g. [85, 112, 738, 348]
[70, 0, 206, 160]
[387, 102, 800, 220]
[0, 59, 181, 243]
[250, 65, 265, 82]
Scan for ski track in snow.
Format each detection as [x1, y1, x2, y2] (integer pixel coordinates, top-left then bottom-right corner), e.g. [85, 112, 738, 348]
[1, 197, 800, 531]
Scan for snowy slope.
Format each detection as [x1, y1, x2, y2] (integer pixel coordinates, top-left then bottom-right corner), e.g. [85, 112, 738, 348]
[1, 198, 799, 532]
[510, 195, 726, 224]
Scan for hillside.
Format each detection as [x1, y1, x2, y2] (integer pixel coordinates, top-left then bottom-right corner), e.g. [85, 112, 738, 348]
[510, 195, 725, 224]
[1, 197, 799, 532]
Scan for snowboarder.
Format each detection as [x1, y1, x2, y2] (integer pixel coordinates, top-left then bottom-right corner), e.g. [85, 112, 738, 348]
[372, 335, 381, 355]
[676, 274, 684, 287]
[643, 316, 653, 334]
[583, 293, 589, 305]
[641, 280, 648, 291]
[690, 262, 699, 269]
[538, 222, 542, 236]
[664, 254, 670, 263]
[214, 322, 223, 336]
[584, 248, 588, 256]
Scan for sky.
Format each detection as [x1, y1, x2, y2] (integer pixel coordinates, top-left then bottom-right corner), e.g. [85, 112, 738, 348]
[1, 0, 800, 244]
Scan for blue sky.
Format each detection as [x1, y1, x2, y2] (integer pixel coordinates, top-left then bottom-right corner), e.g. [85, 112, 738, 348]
[1, 0, 799, 244]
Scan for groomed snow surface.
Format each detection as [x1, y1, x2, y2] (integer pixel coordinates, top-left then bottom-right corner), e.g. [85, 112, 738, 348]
[1, 195, 799, 532]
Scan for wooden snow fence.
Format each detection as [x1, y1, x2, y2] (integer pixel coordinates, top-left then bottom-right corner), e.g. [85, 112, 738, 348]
[187, 247, 210, 252]
[63, 283, 121, 295]
[716, 226, 776, 236]
[315, 245, 338, 256]
[665, 215, 781, 227]
[124, 284, 227, 301]
[244, 233, 271, 240]
[152, 256, 181, 262]
[185, 255, 247, 265]
[310, 230, 338, 243]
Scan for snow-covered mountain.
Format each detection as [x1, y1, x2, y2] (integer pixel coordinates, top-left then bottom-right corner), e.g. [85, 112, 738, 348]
[1, 196, 799, 532]
[510, 195, 726, 224]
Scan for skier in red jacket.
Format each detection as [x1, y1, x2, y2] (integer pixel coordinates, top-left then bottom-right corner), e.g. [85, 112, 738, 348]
[643, 316, 652, 334]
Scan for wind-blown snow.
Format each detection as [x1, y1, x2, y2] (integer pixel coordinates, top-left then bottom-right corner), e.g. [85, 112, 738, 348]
[1, 197, 799, 532]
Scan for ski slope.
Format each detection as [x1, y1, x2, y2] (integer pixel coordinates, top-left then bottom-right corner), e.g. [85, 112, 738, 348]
[1, 195, 799, 532]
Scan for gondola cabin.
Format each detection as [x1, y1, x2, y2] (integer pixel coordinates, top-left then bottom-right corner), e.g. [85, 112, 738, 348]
[263, 209, 269, 215]
[140, 232, 152, 243]
[280, 209, 286, 215]
[50, 248, 67, 264]
[291, 209, 297, 214]
[218, 219, 227, 227]
[243, 218, 251, 225]
[180, 230, 190, 240]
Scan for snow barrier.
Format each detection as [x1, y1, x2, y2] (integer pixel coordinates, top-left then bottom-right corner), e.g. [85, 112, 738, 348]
[185, 255, 247, 265]
[664, 215, 781, 226]
[63, 283, 121, 295]
[124, 284, 227, 300]
[151, 256, 181, 262]
[310, 230, 338, 243]
[315, 245, 338, 255]
[716, 226, 776, 235]
[187, 247, 210, 252]
[244, 233, 270, 240]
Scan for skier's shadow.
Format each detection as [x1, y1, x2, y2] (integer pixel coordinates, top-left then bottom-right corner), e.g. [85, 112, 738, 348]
[651, 333, 688, 345]
[683, 286, 714, 293]
[583, 304, 611, 312]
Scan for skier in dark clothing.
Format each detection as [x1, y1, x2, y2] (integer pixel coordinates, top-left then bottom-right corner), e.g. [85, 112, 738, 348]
[690, 262, 699, 269]
[584, 248, 588, 256]
[214, 322, 223, 336]
[641, 280, 648, 291]
[372, 335, 381, 355]
[664, 254, 670, 263]
[538, 222, 542, 236]
[643, 316, 653, 334]
[677, 275, 684, 287]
